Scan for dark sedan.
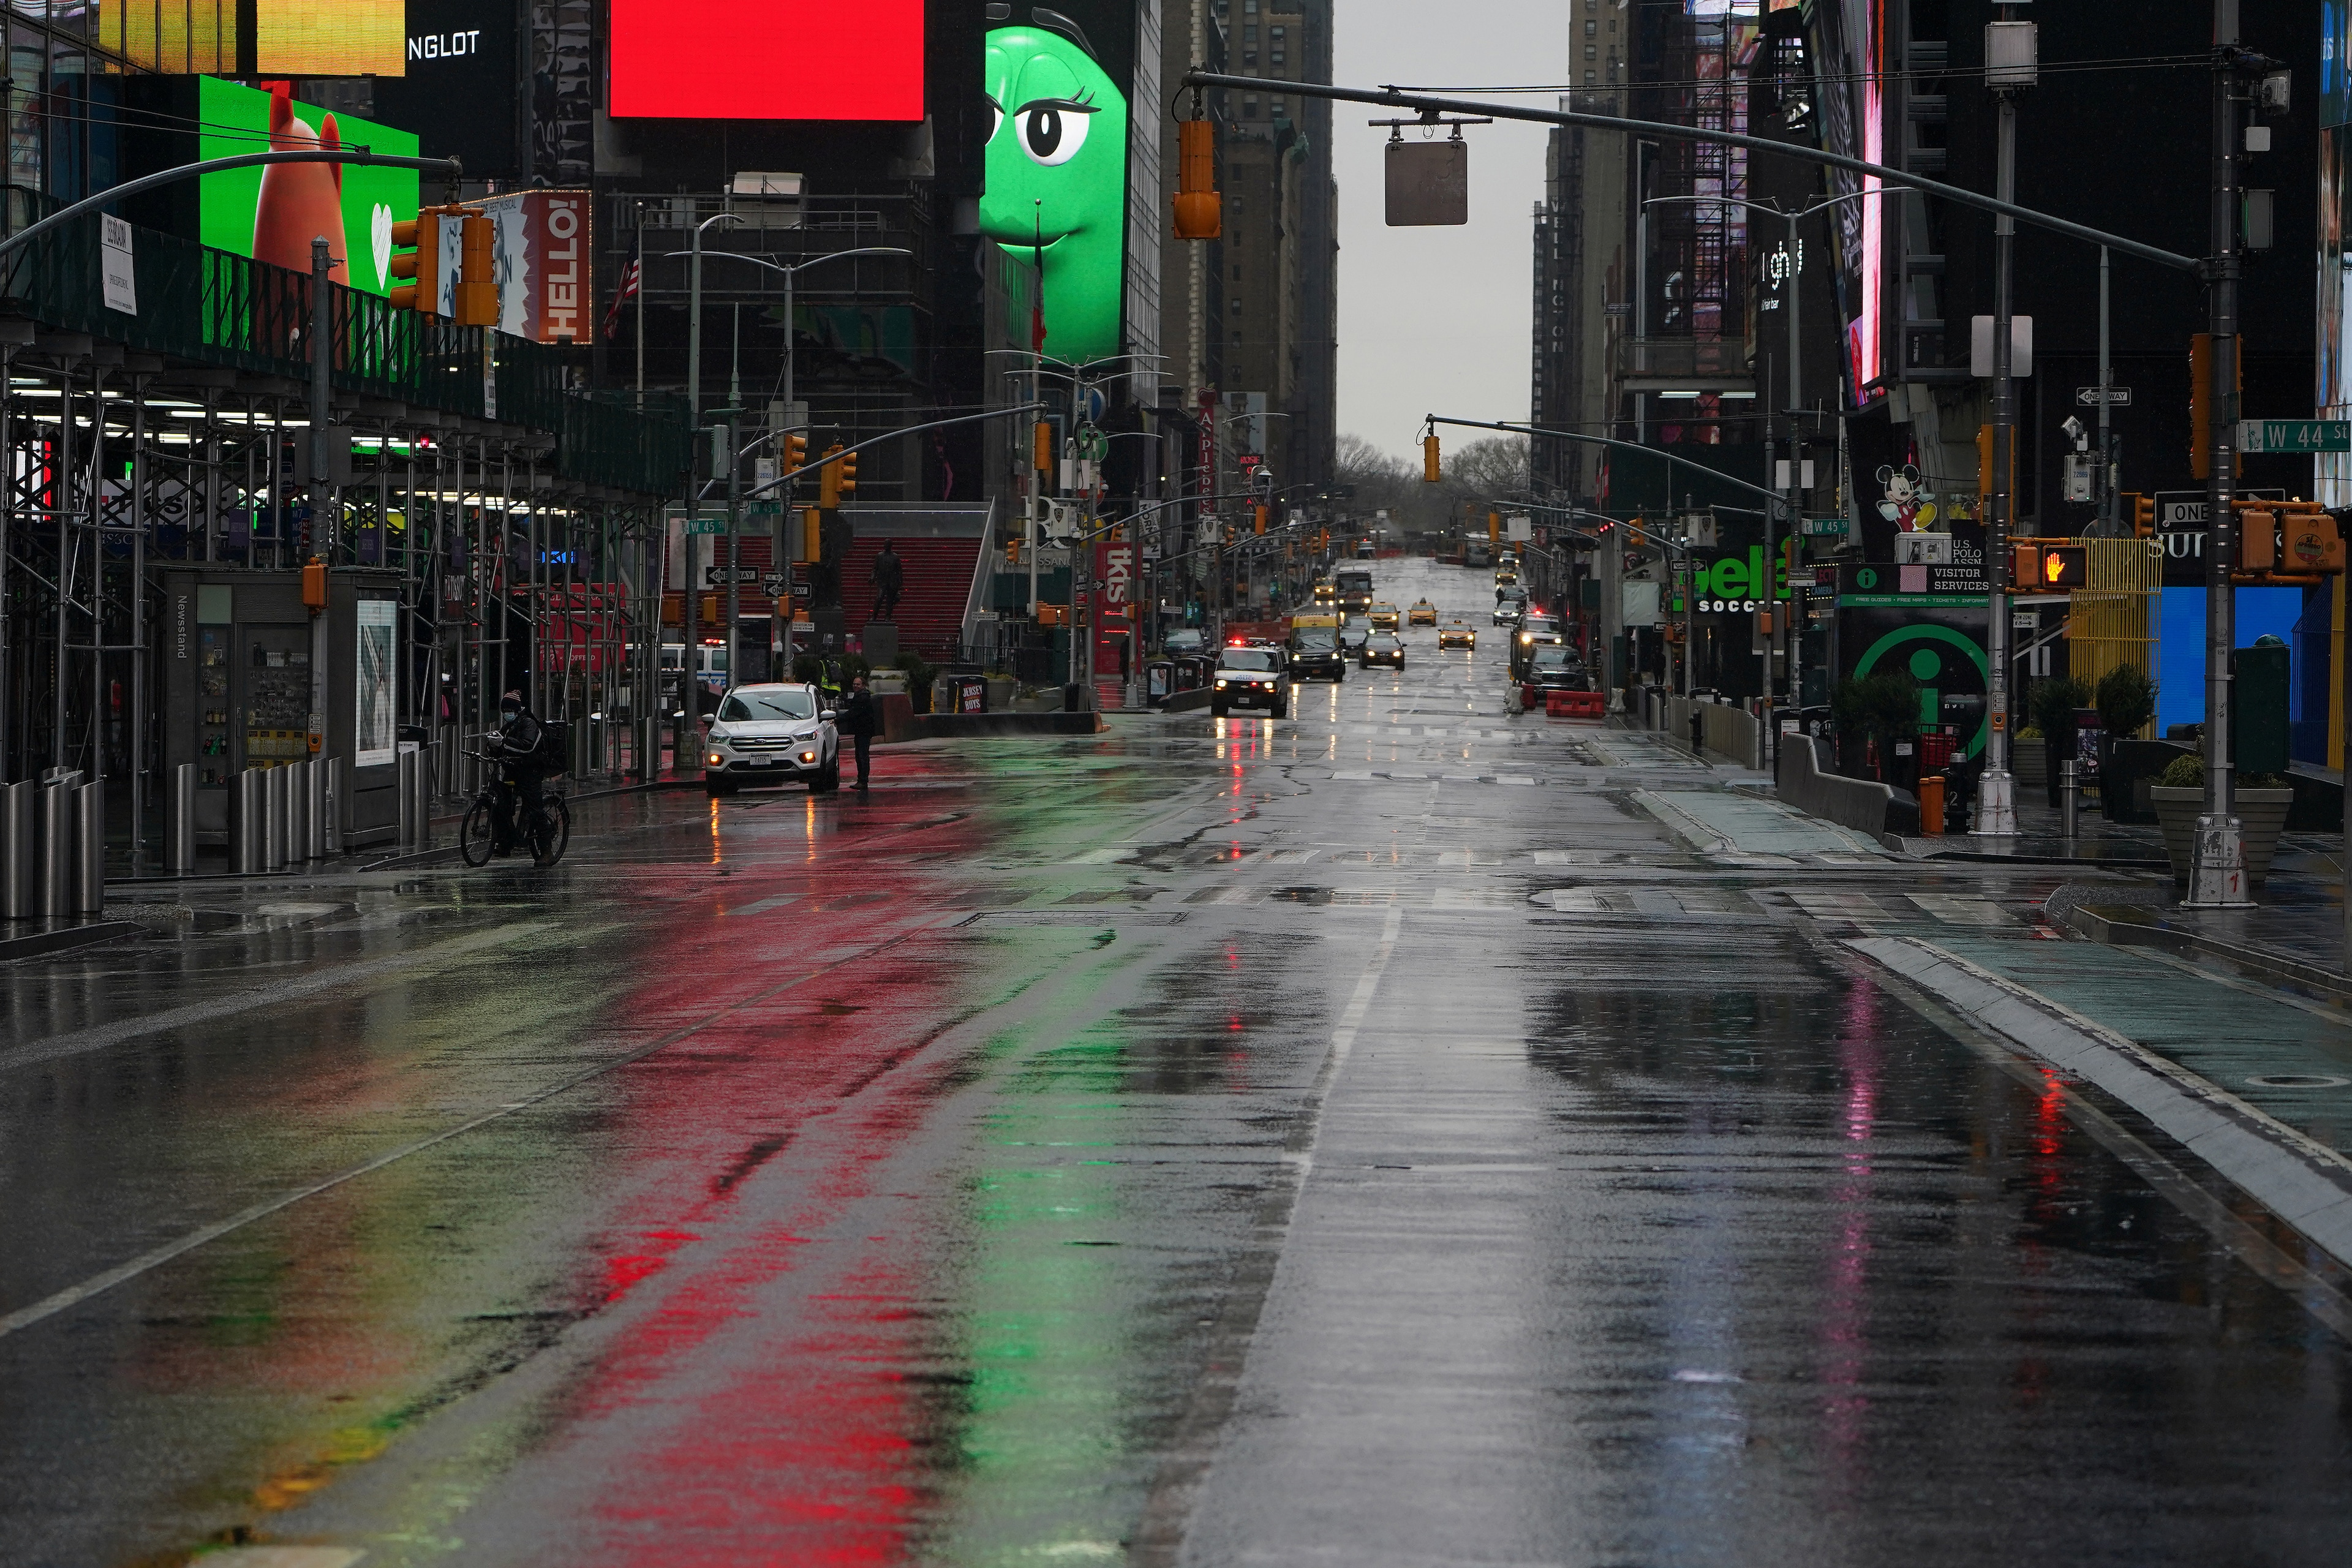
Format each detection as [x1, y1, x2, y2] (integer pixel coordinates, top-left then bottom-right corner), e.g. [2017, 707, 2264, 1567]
[1360, 632, 1406, 669]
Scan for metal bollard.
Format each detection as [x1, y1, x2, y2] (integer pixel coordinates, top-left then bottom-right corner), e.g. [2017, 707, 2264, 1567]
[75, 780, 104, 914]
[40, 780, 72, 918]
[2, 780, 33, 918]
[305, 756, 328, 860]
[167, 762, 197, 875]
[243, 767, 267, 873]
[323, 756, 344, 855]
[2059, 759, 2079, 839]
[287, 759, 312, 862]
[396, 749, 418, 850]
[413, 744, 436, 850]
[264, 765, 288, 872]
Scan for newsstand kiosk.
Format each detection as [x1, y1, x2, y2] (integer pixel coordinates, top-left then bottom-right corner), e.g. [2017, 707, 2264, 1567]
[160, 567, 409, 855]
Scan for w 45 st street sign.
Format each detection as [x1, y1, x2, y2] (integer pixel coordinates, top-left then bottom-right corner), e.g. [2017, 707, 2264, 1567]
[2236, 420, 2352, 454]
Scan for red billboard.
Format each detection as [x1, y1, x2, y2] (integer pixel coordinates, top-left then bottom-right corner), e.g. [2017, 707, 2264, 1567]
[608, 0, 925, 121]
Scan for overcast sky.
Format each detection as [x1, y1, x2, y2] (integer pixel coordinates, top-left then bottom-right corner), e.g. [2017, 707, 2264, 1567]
[1332, 0, 1570, 463]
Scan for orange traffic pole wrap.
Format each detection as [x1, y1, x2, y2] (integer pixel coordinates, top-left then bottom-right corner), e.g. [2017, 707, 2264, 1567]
[1174, 118, 1221, 240]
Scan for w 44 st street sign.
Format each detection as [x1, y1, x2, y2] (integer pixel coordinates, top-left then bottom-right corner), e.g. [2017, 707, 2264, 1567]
[2236, 419, 2352, 454]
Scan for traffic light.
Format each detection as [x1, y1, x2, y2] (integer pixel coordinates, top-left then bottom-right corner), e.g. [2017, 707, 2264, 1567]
[802, 508, 822, 562]
[1254, 505, 1268, 534]
[386, 209, 437, 314]
[782, 431, 808, 477]
[2125, 492, 2154, 537]
[454, 214, 496, 326]
[1423, 432, 1441, 483]
[2188, 332, 2244, 480]
[2287, 510, 2347, 573]
[1033, 420, 1054, 474]
[1006, 536, 1021, 565]
[836, 448, 858, 499]
[816, 443, 844, 508]
[1975, 423, 2016, 499]
[2041, 545, 2088, 587]
[1488, 510, 1500, 543]
[1173, 108, 1221, 241]
[2241, 508, 2277, 571]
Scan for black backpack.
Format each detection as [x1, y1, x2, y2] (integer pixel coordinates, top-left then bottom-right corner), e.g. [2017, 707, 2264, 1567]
[532, 718, 568, 772]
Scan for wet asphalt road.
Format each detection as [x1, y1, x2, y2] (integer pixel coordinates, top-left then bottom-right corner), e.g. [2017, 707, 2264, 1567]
[4, 558, 2351, 1567]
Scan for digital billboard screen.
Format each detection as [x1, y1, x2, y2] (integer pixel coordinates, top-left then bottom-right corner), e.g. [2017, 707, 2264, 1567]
[372, 0, 522, 179]
[198, 78, 420, 297]
[608, 0, 924, 120]
[979, 13, 1132, 362]
[255, 0, 405, 77]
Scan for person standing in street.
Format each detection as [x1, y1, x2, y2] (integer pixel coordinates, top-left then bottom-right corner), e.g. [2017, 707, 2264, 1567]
[870, 540, 904, 622]
[838, 674, 878, 790]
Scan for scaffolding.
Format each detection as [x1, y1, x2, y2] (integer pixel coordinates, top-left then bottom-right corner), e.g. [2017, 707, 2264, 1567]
[2067, 538, 2162, 735]
[0, 209, 691, 875]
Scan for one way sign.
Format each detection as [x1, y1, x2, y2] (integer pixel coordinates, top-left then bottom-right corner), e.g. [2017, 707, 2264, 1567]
[2075, 386, 2133, 407]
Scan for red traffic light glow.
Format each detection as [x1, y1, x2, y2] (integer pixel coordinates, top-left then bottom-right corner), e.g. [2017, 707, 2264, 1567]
[609, 0, 925, 121]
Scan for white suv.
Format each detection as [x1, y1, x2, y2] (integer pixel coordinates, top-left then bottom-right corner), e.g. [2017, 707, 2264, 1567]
[704, 682, 840, 794]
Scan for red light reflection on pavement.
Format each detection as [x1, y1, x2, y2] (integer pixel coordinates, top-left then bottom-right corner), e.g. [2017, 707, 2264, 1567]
[513, 794, 982, 1563]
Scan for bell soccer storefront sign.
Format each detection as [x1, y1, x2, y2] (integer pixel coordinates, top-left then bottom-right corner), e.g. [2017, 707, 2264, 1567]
[1686, 545, 1792, 614]
[1093, 541, 1136, 677]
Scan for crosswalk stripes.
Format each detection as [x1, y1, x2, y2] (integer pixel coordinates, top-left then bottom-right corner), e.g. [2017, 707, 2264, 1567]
[1534, 886, 2025, 925]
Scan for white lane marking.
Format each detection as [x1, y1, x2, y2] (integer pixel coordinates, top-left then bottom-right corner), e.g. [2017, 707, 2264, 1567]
[0, 921, 554, 1077]
[1317, 905, 1404, 1096]
[725, 894, 801, 916]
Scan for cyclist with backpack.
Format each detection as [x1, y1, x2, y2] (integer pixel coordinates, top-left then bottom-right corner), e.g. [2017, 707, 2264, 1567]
[484, 690, 557, 859]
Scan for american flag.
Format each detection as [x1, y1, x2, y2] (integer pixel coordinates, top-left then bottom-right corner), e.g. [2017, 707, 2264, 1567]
[603, 255, 641, 341]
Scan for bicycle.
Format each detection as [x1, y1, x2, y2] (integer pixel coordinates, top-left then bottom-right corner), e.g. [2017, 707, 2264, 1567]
[458, 745, 571, 869]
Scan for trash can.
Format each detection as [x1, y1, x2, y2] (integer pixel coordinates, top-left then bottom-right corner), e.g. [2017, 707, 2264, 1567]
[1917, 774, 1945, 837]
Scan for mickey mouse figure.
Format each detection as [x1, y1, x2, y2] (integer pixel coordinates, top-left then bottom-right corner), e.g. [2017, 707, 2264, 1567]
[1875, 463, 1939, 532]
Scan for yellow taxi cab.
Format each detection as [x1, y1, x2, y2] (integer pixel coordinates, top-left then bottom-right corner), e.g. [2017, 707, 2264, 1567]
[1437, 620, 1477, 650]
[1408, 598, 1437, 625]
[1367, 601, 1401, 630]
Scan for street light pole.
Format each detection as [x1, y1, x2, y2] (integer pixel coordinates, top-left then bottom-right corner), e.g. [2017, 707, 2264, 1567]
[1975, 15, 2024, 838]
[678, 210, 741, 764]
[2188, 2, 2253, 906]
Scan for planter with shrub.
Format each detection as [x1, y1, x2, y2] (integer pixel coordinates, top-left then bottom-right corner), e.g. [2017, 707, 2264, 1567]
[2011, 725, 2045, 796]
[2148, 752, 2294, 886]
[2094, 665, 2158, 821]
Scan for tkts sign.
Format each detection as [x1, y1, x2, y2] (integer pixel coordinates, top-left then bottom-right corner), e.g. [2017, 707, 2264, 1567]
[468, 190, 594, 343]
[1093, 541, 1136, 677]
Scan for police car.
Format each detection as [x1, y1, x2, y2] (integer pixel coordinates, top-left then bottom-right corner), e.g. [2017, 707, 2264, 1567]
[1210, 641, 1293, 718]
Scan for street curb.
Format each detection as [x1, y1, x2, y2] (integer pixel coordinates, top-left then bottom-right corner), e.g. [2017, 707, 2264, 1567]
[2060, 899, 2352, 1001]
[1849, 932, 2352, 1273]
[0, 920, 140, 963]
